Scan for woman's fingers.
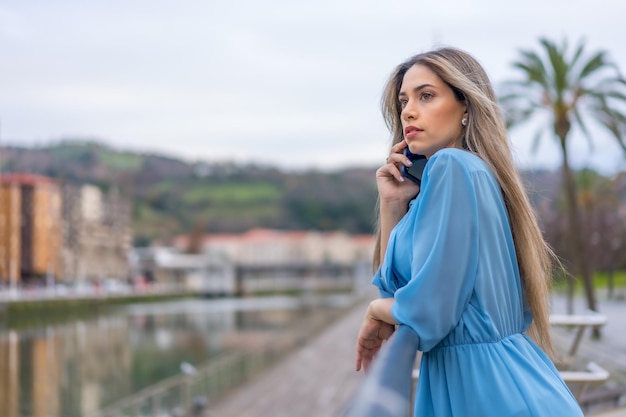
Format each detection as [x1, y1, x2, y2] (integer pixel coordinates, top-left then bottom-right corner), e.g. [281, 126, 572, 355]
[390, 139, 408, 153]
[355, 318, 394, 372]
[377, 161, 405, 183]
[386, 141, 405, 164]
[355, 345, 378, 372]
[385, 141, 413, 170]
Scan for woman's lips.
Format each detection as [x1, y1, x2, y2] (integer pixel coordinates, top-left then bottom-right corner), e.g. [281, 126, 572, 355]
[404, 126, 422, 139]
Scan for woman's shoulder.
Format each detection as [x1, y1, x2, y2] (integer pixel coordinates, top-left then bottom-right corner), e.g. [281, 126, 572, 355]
[426, 148, 489, 175]
[418, 149, 500, 209]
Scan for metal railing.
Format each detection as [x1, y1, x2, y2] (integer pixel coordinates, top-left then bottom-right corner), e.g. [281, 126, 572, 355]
[341, 325, 419, 417]
[90, 349, 274, 417]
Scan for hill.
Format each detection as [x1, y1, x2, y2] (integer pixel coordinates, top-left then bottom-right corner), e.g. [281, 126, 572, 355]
[1, 141, 380, 245]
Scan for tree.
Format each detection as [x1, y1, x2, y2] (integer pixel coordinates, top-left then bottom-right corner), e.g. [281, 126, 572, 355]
[577, 171, 626, 300]
[499, 37, 626, 314]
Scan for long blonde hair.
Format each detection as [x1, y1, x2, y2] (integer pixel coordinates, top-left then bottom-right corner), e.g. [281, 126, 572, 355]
[374, 47, 556, 355]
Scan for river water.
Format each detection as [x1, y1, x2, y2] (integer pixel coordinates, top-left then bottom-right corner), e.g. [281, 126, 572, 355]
[0, 293, 358, 417]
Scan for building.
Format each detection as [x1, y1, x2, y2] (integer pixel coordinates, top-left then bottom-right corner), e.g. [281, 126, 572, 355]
[129, 247, 235, 294]
[174, 228, 376, 267]
[0, 173, 62, 286]
[61, 184, 132, 284]
[0, 181, 21, 286]
[170, 229, 376, 293]
[0, 174, 132, 287]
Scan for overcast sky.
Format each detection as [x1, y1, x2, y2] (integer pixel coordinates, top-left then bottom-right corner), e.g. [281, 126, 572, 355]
[0, 0, 624, 173]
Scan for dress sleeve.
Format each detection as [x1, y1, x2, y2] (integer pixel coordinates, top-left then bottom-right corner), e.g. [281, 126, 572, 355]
[372, 267, 395, 298]
[391, 151, 479, 352]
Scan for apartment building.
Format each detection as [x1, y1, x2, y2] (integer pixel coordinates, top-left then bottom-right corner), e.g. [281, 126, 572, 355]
[61, 184, 132, 283]
[0, 181, 21, 285]
[0, 173, 132, 286]
[0, 173, 62, 285]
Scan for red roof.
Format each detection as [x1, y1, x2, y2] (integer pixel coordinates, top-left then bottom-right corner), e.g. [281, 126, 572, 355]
[0, 172, 58, 186]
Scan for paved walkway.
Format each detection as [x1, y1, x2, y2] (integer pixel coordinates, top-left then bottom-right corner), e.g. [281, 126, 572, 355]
[205, 292, 626, 417]
[205, 295, 371, 417]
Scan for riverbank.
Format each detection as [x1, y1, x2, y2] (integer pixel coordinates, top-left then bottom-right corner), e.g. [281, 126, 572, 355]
[1, 290, 363, 417]
[89, 291, 368, 417]
[0, 288, 196, 328]
[0, 283, 361, 329]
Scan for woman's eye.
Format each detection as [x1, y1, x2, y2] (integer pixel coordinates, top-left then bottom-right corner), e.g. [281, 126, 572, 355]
[399, 99, 408, 108]
[420, 92, 434, 101]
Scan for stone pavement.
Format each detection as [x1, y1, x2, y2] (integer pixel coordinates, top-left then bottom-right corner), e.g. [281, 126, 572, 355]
[205, 292, 626, 417]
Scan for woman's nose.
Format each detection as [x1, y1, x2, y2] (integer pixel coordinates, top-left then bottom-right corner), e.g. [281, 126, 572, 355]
[401, 102, 416, 121]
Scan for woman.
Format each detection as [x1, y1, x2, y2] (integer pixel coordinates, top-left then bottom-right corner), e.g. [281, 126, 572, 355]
[355, 48, 583, 416]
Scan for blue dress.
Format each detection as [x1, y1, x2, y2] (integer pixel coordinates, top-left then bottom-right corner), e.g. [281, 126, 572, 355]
[372, 149, 583, 416]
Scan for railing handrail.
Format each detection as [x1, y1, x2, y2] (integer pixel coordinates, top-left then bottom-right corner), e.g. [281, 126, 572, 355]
[341, 325, 419, 417]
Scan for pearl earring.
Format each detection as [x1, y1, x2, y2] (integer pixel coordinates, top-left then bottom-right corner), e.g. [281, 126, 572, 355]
[461, 117, 467, 126]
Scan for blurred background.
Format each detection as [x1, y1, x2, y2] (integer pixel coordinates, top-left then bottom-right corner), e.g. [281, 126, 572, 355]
[1, 0, 625, 172]
[1, 1, 626, 416]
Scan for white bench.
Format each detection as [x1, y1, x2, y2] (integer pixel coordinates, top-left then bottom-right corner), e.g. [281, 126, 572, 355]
[550, 313, 608, 368]
[560, 361, 610, 401]
[550, 313, 610, 403]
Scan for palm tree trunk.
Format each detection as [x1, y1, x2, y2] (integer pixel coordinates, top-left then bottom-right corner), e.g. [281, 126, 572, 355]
[559, 140, 598, 317]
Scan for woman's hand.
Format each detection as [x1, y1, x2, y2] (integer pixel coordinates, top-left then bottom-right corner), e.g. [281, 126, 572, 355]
[377, 140, 420, 205]
[376, 140, 421, 258]
[355, 300, 396, 373]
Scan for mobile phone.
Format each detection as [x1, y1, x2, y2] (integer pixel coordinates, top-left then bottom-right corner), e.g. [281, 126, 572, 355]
[401, 148, 427, 186]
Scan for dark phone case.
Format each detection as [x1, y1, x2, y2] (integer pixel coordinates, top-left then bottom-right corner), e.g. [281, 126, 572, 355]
[401, 150, 427, 185]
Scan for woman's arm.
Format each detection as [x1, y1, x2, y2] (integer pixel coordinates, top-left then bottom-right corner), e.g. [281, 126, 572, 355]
[390, 150, 479, 352]
[367, 297, 396, 324]
[356, 141, 419, 372]
[377, 141, 420, 259]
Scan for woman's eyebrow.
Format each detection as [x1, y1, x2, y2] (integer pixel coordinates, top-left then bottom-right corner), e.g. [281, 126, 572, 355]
[398, 83, 436, 97]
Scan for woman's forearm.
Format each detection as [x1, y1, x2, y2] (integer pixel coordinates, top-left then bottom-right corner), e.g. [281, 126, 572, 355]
[379, 199, 410, 261]
[368, 297, 397, 325]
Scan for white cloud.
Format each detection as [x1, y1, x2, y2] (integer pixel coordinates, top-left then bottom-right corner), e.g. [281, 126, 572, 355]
[1, 0, 625, 174]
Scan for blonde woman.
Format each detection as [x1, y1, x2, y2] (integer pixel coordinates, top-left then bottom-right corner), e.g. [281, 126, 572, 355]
[355, 48, 583, 416]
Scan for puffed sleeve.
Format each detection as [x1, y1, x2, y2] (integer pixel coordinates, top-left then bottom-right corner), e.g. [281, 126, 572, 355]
[372, 266, 395, 298]
[391, 150, 479, 352]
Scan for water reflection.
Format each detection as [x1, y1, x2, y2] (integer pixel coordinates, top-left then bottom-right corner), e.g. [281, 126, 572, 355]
[0, 294, 354, 417]
[0, 330, 19, 417]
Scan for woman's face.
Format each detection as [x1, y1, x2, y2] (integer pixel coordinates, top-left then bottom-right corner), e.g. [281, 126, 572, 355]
[398, 64, 467, 158]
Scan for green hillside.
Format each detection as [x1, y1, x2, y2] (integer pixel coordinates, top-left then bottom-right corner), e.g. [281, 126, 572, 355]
[1, 141, 379, 245]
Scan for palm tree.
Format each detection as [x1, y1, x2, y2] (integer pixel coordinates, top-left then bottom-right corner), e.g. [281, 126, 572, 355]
[499, 37, 626, 315]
